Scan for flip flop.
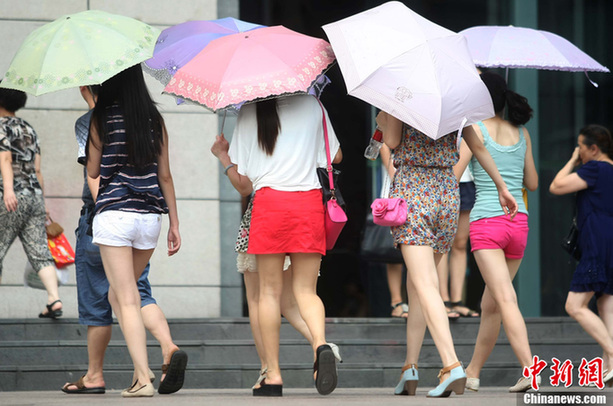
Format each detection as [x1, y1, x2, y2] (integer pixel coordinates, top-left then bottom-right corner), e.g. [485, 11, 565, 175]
[450, 301, 480, 317]
[61, 375, 105, 394]
[158, 349, 188, 394]
[444, 301, 460, 320]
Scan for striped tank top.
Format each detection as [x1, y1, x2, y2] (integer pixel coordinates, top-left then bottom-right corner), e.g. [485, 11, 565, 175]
[94, 105, 168, 215]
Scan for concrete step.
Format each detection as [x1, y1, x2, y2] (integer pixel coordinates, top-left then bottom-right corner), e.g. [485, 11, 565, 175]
[0, 317, 594, 341]
[0, 337, 601, 366]
[0, 317, 603, 391]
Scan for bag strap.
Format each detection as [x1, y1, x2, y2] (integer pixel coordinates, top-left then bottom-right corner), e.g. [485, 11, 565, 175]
[316, 98, 336, 200]
[381, 151, 394, 199]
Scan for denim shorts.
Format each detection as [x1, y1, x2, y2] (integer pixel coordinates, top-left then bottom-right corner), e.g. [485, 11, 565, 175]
[459, 181, 476, 211]
[93, 210, 162, 249]
[75, 208, 156, 326]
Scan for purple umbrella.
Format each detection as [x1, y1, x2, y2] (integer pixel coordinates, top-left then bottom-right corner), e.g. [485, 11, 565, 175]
[460, 26, 609, 86]
[144, 17, 264, 86]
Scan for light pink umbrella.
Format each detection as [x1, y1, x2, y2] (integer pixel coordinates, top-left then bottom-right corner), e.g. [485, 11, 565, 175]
[163, 25, 335, 112]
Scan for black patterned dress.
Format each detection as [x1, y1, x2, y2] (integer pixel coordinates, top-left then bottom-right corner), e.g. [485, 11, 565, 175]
[0, 116, 54, 275]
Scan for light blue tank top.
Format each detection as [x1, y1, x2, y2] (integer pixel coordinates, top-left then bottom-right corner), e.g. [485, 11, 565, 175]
[469, 121, 528, 222]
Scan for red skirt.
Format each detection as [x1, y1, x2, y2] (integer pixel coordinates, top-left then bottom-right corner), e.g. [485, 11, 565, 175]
[248, 187, 326, 255]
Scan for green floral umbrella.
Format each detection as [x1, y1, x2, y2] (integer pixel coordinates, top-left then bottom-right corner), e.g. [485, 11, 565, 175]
[1, 10, 160, 95]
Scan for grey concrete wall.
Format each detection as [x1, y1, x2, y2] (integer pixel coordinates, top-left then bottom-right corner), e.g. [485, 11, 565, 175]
[0, 0, 241, 318]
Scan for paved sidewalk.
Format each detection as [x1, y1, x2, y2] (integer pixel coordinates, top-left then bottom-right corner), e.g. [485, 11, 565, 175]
[2, 388, 611, 406]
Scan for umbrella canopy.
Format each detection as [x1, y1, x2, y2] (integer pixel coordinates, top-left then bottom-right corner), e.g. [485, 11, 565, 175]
[144, 17, 264, 86]
[162, 25, 335, 112]
[322, 1, 493, 139]
[1, 10, 160, 96]
[460, 25, 609, 73]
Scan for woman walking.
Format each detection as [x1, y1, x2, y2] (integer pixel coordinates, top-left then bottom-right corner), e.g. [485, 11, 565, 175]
[550, 124, 613, 383]
[380, 109, 517, 398]
[211, 94, 342, 396]
[378, 108, 517, 398]
[0, 84, 62, 318]
[456, 72, 539, 392]
[87, 65, 181, 397]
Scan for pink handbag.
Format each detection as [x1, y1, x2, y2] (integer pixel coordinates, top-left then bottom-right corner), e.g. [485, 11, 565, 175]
[317, 99, 347, 250]
[371, 151, 407, 227]
[371, 198, 407, 226]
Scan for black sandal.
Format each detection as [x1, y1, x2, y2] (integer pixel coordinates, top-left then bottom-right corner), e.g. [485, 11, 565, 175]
[252, 379, 282, 397]
[314, 344, 338, 395]
[450, 301, 479, 317]
[444, 301, 460, 320]
[391, 302, 409, 318]
[39, 299, 62, 319]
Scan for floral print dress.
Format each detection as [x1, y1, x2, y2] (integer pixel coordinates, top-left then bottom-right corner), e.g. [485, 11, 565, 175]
[389, 125, 460, 253]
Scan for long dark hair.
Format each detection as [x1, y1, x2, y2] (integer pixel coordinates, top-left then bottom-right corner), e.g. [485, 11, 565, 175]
[256, 99, 281, 156]
[580, 124, 613, 160]
[90, 65, 164, 167]
[480, 72, 533, 126]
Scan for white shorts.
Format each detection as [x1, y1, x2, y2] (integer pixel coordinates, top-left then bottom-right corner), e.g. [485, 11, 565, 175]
[93, 211, 162, 250]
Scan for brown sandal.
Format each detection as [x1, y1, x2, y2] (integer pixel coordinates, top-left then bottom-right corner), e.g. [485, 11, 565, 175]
[61, 375, 105, 394]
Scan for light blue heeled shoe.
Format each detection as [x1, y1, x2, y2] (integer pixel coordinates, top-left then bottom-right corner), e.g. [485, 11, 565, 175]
[394, 364, 418, 395]
[427, 362, 466, 398]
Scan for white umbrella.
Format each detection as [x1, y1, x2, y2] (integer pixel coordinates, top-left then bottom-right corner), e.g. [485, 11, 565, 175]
[322, 1, 494, 139]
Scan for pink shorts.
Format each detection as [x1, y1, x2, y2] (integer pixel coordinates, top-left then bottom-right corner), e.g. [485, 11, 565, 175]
[470, 213, 529, 259]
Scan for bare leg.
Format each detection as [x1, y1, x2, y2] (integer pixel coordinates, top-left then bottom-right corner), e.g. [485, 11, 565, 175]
[449, 211, 473, 314]
[404, 267, 426, 365]
[244, 271, 266, 369]
[62, 325, 111, 390]
[387, 263, 406, 317]
[256, 254, 285, 386]
[566, 291, 613, 368]
[597, 295, 613, 370]
[465, 253, 523, 379]
[38, 265, 62, 314]
[472, 250, 532, 369]
[437, 253, 450, 303]
[141, 304, 180, 381]
[280, 266, 314, 345]
[290, 253, 326, 356]
[465, 287, 500, 379]
[401, 245, 459, 374]
[99, 245, 153, 387]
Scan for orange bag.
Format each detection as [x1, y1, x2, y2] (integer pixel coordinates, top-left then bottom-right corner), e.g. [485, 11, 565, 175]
[47, 233, 75, 268]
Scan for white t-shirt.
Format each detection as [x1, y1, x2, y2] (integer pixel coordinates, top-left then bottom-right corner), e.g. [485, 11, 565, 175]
[228, 95, 340, 192]
[459, 165, 474, 183]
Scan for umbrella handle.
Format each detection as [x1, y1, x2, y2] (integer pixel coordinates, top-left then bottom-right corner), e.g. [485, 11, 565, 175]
[456, 117, 468, 150]
[220, 110, 227, 134]
[585, 71, 599, 88]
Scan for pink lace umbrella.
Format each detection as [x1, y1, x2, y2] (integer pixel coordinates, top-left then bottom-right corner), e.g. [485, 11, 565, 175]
[460, 25, 609, 86]
[163, 25, 335, 112]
